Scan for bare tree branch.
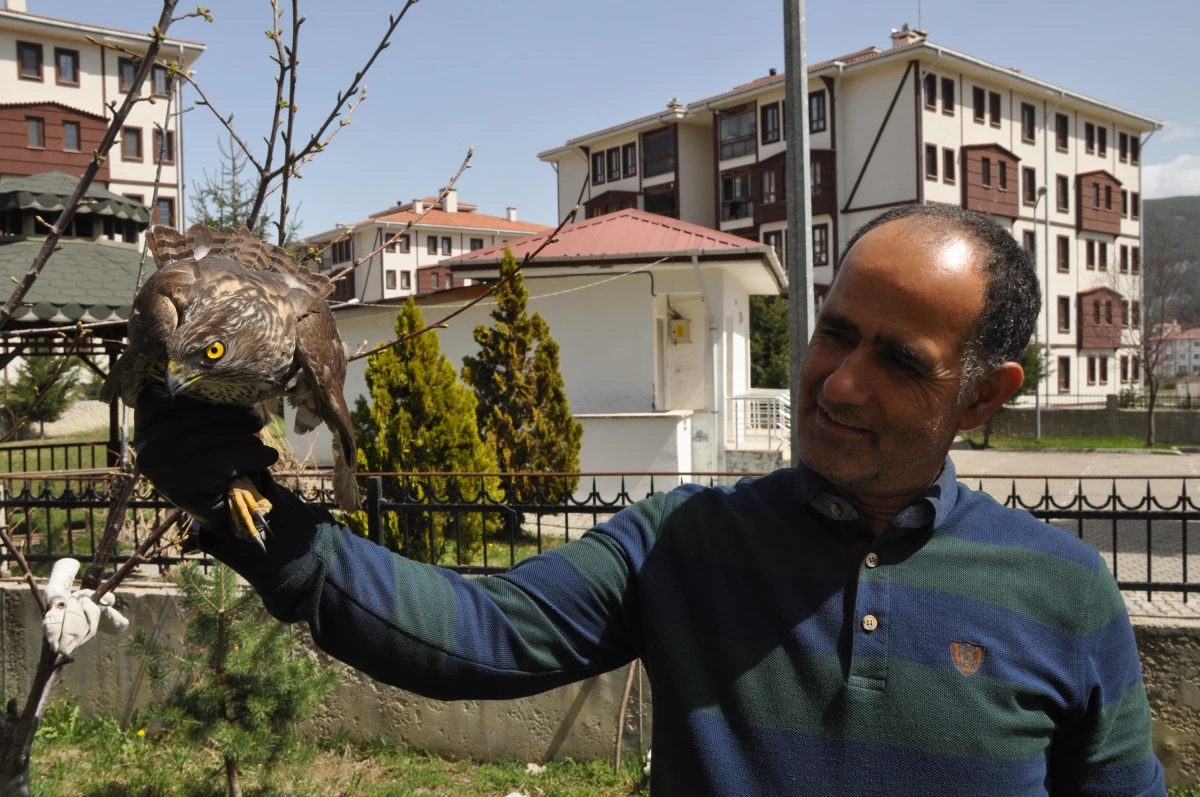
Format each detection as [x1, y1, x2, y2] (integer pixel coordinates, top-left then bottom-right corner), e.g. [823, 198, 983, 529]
[92, 508, 184, 604]
[275, 0, 304, 245]
[0, 0, 183, 331]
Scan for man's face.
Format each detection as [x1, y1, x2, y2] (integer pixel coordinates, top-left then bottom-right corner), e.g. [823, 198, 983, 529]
[796, 219, 986, 499]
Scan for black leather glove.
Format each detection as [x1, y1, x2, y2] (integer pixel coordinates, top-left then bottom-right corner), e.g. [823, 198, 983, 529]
[134, 391, 279, 536]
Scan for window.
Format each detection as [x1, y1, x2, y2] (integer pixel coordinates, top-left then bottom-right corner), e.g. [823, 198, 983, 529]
[981, 156, 991, 187]
[153, 129, 175, 164]
[1119, 132, 1128, 162]
[1023, 167, 1036, 204]
[55, 48, 79, 86]
[154, 197, 175, 227]
[1020, 103, 1035, 142]
[761, 102, 781, 143]
[810, 160, 822, 197]
[1123, 300, 1130, 328]
[1057, 235, 1069, 272]
[1085, 123, 1095, 154]
[763, 230, 785, 266]
[998, 161, 1007, 190]
[427, 236, 438, 255]
[1121, 356, 1129, 383]
[622, 142, 637, 177]
[1120, 245, 1129, 273]
[385, 235, 398, 253]
[1122, 190, 1128, 217]
[441, 236, 452, 256]
[121, 126, 142, 161]
[1058, 296, 1070, 332]
[591, 151, 605, 185]
[1099, 241, 1108, 271]
[25, 117, 44, 149]
[1093, 300, 1101, 325]
[644, 182, 678, 218]
[925, 144, 938, 179]
[1105, 301, 1113, 326]
[973, 86, 985, 123]
[989, 91, 1001, 127]
[1056, 175, 1069, 212]
[941, 77, 955, 115]
[398, 234, 410, 253]
[1131, 192, 1140, 220]
[431, 273, 439, 289]
[1132, 301, 1142, 327]
[642, 128, 675, 177]
[400, 271, 411, 290]
[1131, 136, 1140, 164]
[1104, 185, 1112, 211]
[1092, 182, 1100, 210]
[1086, 240, 1095, 269]
[326, 238, 351, 264]
[809, 92, 827, 133]
[761, 170, 778, 204]
[470, 238, 484, 251]
[63, 121, 80, 152]
[602, 148, 618, 182]
[943, 148, 956, 184]
[1099, 356, 1109, 385]
[923, 73, 937, 109]
[1087, 356, 1097, 386]
[1055, 113, 1069, 151]
[813, 224, 829, 266]
[152, 65, 172, 97]
[118, 57, 137, 92]
[17, 42, 42, 81]
[446, 274, 453, 290]
[720, 170, 753, 221]
[719, 104, 756, 160]
[1058, 357, 1071, 393]
[385, 270, 397, 290]
[1132, 246, 1140, 274]
[1097, 126, 1107, 157]
[1023, 230, 1037, 264]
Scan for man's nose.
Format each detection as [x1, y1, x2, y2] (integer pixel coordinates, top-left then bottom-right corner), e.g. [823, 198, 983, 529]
[822, 347, 872, 407]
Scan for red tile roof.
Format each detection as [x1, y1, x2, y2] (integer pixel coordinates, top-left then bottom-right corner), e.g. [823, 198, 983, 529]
[0, 8, 205, 47]
[449, 209, 767, 264]
[369, 196, 479, 217]
[346, 209, 551, 235]
[698, 46, 890, 104]
[1166, 329, 1200, 340]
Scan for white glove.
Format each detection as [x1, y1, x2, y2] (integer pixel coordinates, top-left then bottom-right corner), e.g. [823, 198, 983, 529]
[41, 559, 130, 657]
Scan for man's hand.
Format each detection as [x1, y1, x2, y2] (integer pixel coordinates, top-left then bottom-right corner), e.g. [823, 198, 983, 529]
[42, 559, 129, 658]
[134, 391, 279, 536]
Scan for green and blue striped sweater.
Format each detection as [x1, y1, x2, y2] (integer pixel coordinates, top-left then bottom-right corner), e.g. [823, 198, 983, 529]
[208, 458, 1163, 796]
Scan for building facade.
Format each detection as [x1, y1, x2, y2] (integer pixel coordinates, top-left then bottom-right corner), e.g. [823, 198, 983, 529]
[0, 1, 205, 234]
[305, 191, 551, 305]
[537, 25, 1161, 403]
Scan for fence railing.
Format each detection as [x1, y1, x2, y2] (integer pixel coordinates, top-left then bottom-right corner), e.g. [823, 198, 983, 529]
[0, 439, 109, 474]
[727, 393, 790, 449]
[1, 471, 1198, 598]
[1007, 392, 1200, 411]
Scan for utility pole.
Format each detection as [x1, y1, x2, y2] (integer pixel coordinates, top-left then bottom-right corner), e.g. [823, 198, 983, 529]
[784, 0, 814, 465]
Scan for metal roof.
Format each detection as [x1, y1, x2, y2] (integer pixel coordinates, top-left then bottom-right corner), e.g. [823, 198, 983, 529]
[0, 239, 140, 323]
[0, 171, 149, 222]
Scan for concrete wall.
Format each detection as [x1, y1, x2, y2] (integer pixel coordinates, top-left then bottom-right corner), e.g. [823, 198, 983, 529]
[986, 405, 1200, 444]
[6, 581, 1200, 784]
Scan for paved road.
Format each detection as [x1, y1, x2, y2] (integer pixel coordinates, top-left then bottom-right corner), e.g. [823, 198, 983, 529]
[950, 446, 1200, 478]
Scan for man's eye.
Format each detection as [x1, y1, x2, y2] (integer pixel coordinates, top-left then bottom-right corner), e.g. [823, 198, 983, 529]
[817, 328, 852, 345]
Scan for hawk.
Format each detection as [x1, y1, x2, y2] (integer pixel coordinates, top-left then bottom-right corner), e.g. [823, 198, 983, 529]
[102, 224, 359, 547]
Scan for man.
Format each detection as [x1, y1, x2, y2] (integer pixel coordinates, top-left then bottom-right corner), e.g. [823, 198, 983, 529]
[136, 204, 1164, 795]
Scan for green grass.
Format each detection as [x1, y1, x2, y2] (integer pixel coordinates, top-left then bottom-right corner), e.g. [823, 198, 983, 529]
[961, 433, 1177, 450]
[30, 700, 648, 797]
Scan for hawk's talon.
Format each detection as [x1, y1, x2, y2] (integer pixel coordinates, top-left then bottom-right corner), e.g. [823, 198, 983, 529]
[228, 478, 272, 552]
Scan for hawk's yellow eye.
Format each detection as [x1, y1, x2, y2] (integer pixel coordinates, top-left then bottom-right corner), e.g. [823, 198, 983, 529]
[206, 342, 225, 360]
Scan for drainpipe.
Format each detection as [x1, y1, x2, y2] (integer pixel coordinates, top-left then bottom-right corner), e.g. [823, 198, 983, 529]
[692, 254, 722, 472]
[1039, 90, 1064, 440]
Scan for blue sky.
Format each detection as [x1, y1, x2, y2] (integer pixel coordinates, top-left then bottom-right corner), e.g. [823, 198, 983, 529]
[46, 0, 1200, 235]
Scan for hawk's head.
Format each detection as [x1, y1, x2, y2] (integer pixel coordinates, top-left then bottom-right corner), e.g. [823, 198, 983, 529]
[164, 294, 294, 404]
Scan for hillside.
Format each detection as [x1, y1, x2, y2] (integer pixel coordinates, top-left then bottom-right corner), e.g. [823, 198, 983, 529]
[1145, 195, 1200, 265]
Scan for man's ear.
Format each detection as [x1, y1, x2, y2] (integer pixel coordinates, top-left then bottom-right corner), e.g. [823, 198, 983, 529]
[957, 362, 1024, 431]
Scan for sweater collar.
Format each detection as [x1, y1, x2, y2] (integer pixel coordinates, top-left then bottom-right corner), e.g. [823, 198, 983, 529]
[793, 456, 959, 530]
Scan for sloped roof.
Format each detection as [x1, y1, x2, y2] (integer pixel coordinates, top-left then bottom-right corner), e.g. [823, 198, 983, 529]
[365, 208, 550, 235]
[0, 239, 140, 323]
[0, 171, 148, 222]
[450, 209, 772, 264]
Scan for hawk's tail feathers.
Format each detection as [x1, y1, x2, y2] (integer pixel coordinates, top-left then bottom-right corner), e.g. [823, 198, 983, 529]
[331, 438, 360, 512]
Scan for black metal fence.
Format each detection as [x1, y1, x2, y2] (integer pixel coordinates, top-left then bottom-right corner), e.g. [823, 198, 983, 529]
[0, 439, 109, 474]
[1, 471, 1199, 599]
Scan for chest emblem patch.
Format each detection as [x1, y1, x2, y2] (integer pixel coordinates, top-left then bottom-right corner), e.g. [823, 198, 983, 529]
[951, 641, 984, 676]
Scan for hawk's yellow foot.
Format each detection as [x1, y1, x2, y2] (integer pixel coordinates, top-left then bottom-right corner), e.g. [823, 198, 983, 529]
[228, 477, 273, 552]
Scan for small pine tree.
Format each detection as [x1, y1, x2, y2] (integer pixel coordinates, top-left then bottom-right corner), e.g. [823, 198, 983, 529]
[979, 342, 1050, 448]
[352, 299, 499, 563]
[126, 563, 337, 797]
[0, 352, 80, 438]
[749, 294, 790, 390]
[462, 247, 583, 503]
[189, 134, 301, 243]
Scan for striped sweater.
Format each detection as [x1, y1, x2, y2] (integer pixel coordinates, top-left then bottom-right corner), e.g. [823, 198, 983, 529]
[208, 458, 1164, 796]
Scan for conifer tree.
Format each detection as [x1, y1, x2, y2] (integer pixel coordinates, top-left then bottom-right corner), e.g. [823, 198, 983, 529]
[126, 563, 337, 797]
[462, 247, 583, 503]
[0, 351, 80, 438]
[352, 298, 498, 563]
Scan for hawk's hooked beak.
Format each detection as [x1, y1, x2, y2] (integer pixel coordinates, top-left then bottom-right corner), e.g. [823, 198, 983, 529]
[165, 360, 201, 397]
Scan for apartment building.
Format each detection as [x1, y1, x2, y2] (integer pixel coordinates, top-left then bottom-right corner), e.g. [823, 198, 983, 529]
[307, 190, 551, 304]
[0, 0, 205, 233]
[538, 25, 1161, 400]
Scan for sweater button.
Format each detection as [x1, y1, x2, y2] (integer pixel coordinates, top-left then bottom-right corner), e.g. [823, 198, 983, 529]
[865, 552, 880, 568]
[862, 614, 879, 632]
